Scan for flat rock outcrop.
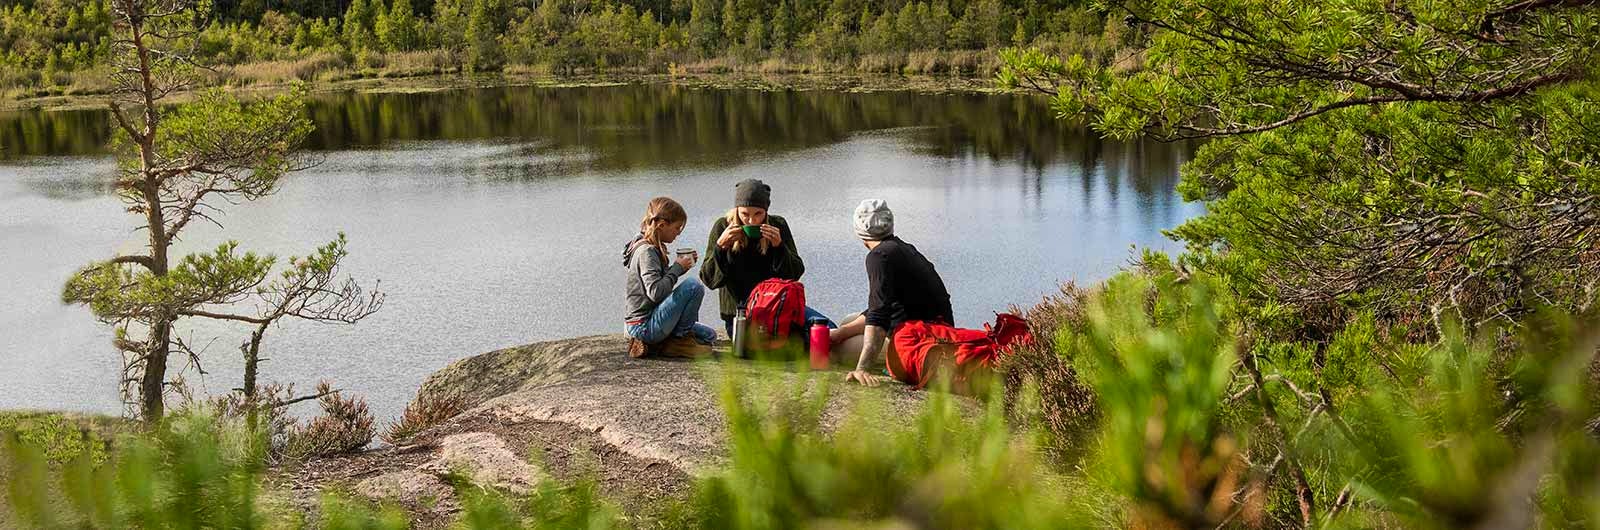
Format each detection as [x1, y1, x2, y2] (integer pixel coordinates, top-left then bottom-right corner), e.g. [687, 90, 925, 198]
[417, 334, 936, 474]
[278, 334, 941, 526]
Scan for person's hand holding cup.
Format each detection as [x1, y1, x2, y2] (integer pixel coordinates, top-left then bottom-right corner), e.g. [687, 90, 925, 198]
[674, 248, 698, 270]
[758, 224, 782, 246]
[717, 223, 744, 249]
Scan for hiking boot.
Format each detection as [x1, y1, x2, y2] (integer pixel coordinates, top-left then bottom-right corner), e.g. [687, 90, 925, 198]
[659, 335, 713, 358]
[627, 337, 654, 359]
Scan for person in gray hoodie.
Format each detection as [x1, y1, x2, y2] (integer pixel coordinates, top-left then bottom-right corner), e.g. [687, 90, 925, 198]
[623, 196, 716, 358]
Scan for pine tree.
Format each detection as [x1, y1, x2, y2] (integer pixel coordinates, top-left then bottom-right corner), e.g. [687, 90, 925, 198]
[720, 0, 740, 52]
[378, 0, 418, 52]
[465, 0, 502, 72]
[42, 51, 58, 85]
[373, 2, 393, 51]
[400, 0, 422, 49]
[67, 0, 380, 421]
[962, 0, 1005, 48]
[857, 6, 873, 36]
[1025, 0, 1045, 38]
[743, 17, 765, 52]
[771, 0, 793, 51]
[293, 24, 312, 50]
[926, 1, 953, 49]
[1000, 0, 1600, 335]
[343, 0, 375, 49]
[83, 0, 105, 28]
[946, 15, 972, 48]
[894, 3, 918, 51]
[432, 0, 470, 51]
[687, 0, 719, 54]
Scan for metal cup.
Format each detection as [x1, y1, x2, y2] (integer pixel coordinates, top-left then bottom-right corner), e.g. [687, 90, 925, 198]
[742, 225, 761, 240]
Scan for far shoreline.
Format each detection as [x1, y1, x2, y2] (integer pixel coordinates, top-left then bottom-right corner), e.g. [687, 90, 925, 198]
[1, 70, 1018, 114]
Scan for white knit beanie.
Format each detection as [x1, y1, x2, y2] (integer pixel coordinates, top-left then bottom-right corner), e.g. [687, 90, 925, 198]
[853, 199, 894, 241]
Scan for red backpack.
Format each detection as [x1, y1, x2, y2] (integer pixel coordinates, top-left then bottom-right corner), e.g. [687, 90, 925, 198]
[744, 279, 808, 353]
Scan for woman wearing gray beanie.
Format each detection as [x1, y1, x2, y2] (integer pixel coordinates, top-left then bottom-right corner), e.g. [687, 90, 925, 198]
[700, 179, 835, 337]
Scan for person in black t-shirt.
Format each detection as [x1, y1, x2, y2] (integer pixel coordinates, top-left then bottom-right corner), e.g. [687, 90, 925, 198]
[829, 199, 954, 386]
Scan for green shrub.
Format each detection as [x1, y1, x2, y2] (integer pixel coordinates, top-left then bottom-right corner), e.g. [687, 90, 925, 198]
[1000, 281, 1097, 464]
[3, 413, 270, 529]
[0, 413, 124, 467]
[318, 494, 410, 530]
[680, 371, 1082, 529]
[1070, 271, 1255, 528]
[1, 410, 402, 529]
[382, 390, 468, 445]
[279, 382, 376, 461]
[1002, 261, 1600, 529]
[1322, 314, 1600, 529]
[450, 471, 622, 530]
[181, 381, 375, 464]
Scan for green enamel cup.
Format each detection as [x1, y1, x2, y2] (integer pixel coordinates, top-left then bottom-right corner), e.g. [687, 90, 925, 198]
[742, 225, 761, 240]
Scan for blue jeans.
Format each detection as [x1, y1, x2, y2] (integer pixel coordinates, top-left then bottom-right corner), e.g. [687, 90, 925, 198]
[627, 280, 717, 345]
[723, 306, 836, 337]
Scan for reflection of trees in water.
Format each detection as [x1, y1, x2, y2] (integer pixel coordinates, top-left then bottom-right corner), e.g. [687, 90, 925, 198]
[305, 86, 869, 166]
[0, 109, 111, 160]
[2, 86, 1193, 202]
[306, 85, 1193, 190]
[1111, 139, 1185, 203]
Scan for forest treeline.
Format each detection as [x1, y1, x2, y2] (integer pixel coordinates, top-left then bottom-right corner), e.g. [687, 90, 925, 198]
[0, 0, 1134, 97]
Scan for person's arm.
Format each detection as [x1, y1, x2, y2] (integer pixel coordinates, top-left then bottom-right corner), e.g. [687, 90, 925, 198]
[770, 218, 805, 279]
[852, 325, 888, 373]
[846, 325, 889, 385]
[847, 251, 893, 386]
[699, 218, 729, 290]
[639, 247, 685, 303]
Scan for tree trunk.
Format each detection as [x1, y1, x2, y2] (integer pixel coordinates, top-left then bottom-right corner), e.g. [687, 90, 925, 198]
[138, 178, 170, 421]
[244, 327, 265, 401]
[243, 325, 266, 432]
[140, 321, 170, 420]
[130, 5, 171, 423]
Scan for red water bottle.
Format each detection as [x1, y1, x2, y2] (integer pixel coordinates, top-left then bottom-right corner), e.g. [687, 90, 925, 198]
[809, 320, 831, 370]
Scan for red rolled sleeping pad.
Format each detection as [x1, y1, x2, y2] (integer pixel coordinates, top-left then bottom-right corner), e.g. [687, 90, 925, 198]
[886, 312, 1033, 391]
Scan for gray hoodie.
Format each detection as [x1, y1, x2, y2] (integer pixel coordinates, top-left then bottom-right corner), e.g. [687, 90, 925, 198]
[623, 236, 686, 323]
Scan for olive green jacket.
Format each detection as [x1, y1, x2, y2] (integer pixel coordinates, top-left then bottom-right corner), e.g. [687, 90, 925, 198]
[699, 215, 806, 319]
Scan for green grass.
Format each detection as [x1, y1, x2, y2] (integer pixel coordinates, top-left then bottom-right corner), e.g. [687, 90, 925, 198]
[0, 411, 127, 466]
[0, 411, 131, 529]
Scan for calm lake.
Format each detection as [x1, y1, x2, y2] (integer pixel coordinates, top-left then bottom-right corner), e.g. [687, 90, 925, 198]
[0, 84, 1201, 420]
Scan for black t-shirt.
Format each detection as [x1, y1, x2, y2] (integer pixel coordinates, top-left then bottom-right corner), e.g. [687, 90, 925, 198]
[864, 237, 953, 331]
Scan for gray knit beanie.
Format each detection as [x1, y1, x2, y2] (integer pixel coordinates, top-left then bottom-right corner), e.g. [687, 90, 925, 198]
[734, 179, 772, 209]
[853, 199, 894, 241]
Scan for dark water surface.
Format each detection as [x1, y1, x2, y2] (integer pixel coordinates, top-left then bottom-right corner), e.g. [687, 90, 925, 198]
[0, 84, 1200, 419]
